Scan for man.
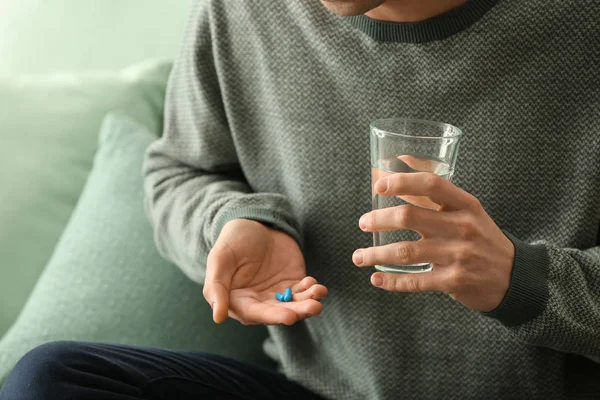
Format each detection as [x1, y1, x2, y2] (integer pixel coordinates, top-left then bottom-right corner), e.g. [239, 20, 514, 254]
[1, 0, 599, 399]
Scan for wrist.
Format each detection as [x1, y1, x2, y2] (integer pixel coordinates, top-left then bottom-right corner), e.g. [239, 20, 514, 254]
[482, 232, 550, 326]
[214, 208, 303, 250]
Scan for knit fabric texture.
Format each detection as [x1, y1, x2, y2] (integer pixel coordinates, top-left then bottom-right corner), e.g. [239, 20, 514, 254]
[143, 1, 600, 399]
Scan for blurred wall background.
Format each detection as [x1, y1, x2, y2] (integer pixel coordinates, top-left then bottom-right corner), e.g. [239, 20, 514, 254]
[0, 0, 193, 75]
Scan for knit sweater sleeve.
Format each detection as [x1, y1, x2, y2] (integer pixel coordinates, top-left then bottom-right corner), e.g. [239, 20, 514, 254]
[142, 1, 301, 284]
[483, 232, 600, 359]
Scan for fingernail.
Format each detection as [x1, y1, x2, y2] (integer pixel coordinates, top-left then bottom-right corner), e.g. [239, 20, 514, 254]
[376, 178, 389, 193]
[371, 275, 384, 287]
[359, 216, 367, 230]
[353, 250, 364, 265]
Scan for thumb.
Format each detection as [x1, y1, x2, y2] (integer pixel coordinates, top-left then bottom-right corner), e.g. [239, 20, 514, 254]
[204, 247, 235, 324]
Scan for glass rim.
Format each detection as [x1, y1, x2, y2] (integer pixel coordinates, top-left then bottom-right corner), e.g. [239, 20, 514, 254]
[370, 118, 464, 140]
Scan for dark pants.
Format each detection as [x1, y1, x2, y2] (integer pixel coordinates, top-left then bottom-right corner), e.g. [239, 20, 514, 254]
[0, 341, 326, 400]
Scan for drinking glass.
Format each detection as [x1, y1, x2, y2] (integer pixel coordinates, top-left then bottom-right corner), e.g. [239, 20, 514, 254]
[370, 118, 464, 274]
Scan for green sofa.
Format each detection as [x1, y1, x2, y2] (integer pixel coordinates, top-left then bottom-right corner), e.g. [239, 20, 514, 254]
[0, 0, 272, 386]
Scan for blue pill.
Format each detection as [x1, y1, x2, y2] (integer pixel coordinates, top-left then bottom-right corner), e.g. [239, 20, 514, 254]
[276, 288, 293, 302]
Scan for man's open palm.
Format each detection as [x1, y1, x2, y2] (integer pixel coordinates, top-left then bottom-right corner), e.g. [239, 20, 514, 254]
[203, 219, 327, 325]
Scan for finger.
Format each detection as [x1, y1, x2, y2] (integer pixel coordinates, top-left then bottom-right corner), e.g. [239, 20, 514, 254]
[232, 296, 324, 325]
[397, 155, 444, 173]
[373, 157, 440, 210]
[375, 172, 477, 211]
[291, 276, 318, 293]
[230, 296, 298, 325]
[397, 195, 440, 211]
[353, 239, 453, 268]
[277, 299, 324, 320]
[292, 284, 328, 301]
[243, 302, 299, 326]
[370, 270, 448, 293]
[360, 204, 451, 237]
[204, 246, 235, 324]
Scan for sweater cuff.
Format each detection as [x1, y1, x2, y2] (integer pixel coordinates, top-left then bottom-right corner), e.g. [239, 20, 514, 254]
[482, 232, 549, 327]
[213, 207, 303, 250]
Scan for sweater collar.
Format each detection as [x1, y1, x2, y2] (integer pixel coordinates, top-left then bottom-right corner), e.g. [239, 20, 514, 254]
[347, 0, 500, 43]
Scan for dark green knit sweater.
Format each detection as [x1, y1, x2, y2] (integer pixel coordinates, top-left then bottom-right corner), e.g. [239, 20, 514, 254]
[144, 0, 600, 398]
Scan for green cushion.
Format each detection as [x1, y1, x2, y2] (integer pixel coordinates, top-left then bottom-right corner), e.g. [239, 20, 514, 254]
[0, 114, 272, 386]
[0, 61, 171, 337]
[0, 0, 193, 75]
